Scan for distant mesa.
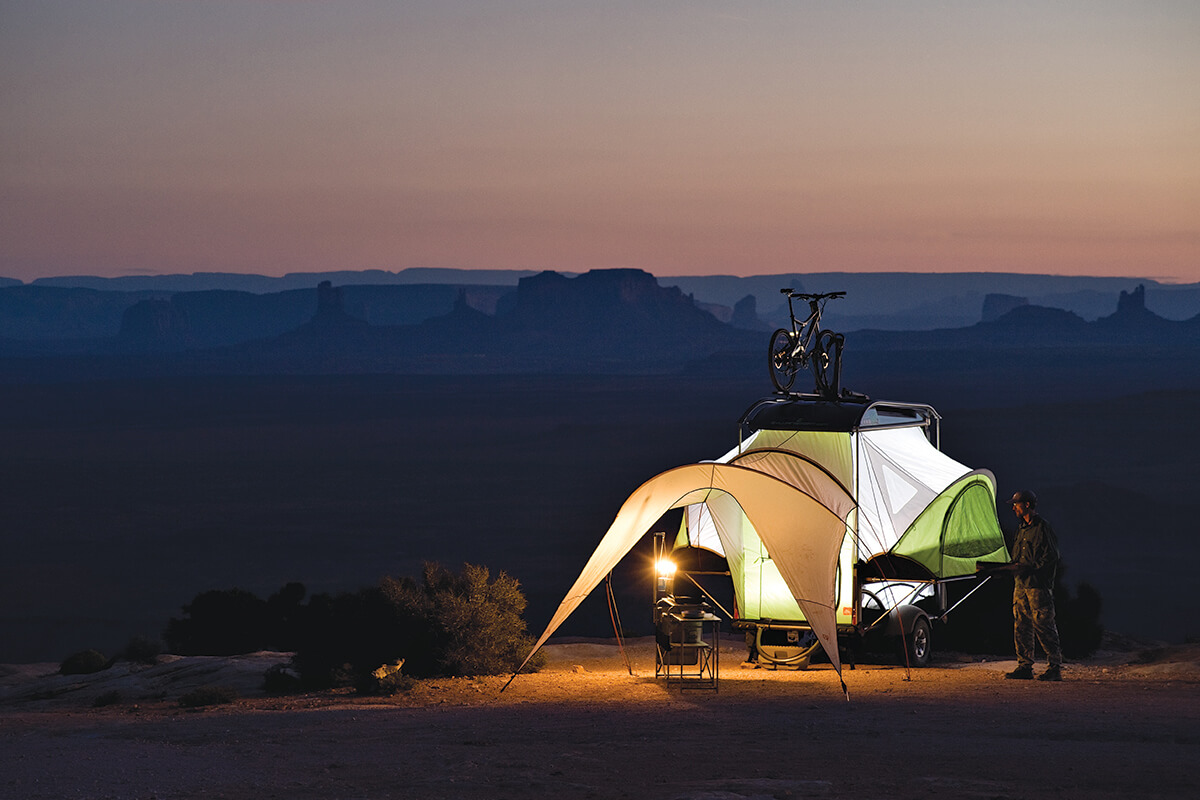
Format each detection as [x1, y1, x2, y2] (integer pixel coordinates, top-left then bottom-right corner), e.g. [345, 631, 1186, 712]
[1093, 283, 1175, 336]
[981, 293, 1028, 323]
[304, 280, 369, 331]
[730, 294, 767, 331]
[510, 268, 699, 325]
[989, 303, 1088, 332]
[5, 270, 1200, 379]
[1117, 284, 1147, 316]
[119, 298, 192, 350]
[506, 268, 738, 344]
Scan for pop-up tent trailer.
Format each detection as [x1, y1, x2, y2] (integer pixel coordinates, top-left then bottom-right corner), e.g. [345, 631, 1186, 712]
[511, 394, 1009, 692]
[684, 396, 1009, 671]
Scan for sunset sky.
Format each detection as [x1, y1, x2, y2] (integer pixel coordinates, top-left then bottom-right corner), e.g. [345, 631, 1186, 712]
[3, 1, 1198, 283]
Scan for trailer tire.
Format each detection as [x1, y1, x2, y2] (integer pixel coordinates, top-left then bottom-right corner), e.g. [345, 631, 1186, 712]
[900, 616, 932, 667]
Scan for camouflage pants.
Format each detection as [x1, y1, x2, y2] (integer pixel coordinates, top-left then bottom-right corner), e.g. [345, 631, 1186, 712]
[1013, 585, 1062, 668]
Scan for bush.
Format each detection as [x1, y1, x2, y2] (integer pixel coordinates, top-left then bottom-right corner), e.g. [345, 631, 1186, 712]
[293, 562, 545, 688]
[60, 649, 109, 675]
[121, 635, 164, 665]
[263, 663, 303, 695]
[1058, 578, 1104, 659]
[383, 562, 546, 678]
[178, 686, 238, 708]
[164, 583, 309, 656]
[164, 588, 270, 656]
[290, 587, 404, 689]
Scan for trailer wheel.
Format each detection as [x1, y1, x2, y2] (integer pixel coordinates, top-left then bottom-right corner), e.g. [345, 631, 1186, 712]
[900, 617, 932, 667]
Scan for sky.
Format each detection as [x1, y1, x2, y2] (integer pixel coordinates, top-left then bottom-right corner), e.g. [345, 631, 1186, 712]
[2, 1, 1198, 283]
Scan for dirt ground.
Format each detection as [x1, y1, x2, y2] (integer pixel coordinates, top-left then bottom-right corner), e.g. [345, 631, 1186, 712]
[3, 637, 1199, 800]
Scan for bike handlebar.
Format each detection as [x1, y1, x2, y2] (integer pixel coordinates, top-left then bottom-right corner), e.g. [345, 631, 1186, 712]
[780, 289, 846, 300]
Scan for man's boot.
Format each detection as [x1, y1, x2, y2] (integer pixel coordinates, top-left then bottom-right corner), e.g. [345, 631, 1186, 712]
[1038, 664, 1062, 682]
[1005, 664, 1034, 680]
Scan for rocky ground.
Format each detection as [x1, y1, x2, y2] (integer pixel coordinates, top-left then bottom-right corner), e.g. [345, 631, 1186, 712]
[3, 636, 1199, 800]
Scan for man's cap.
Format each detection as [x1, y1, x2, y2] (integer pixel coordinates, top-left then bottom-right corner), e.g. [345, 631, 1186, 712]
[1010, 490, 1038, 505]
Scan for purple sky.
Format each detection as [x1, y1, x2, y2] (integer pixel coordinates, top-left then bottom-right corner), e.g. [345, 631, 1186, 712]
[3, 1, 1198, 283]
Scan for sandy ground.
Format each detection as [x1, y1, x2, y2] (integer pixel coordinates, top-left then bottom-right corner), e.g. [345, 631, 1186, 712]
[3, 637, 1200, 800]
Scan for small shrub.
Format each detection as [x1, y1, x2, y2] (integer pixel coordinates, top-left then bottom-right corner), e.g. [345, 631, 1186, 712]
[121, 635, 164, 665]
[60, 649, 109, 675]
[178, 686, 239, 708]
[292, 562, 544, 688]
[1059, 579, 1104, 659]
[263, 663, 303, 695]
[165, 588, 269, 656]
[377, 562, 546, 678]
[92, 690, 122, 708]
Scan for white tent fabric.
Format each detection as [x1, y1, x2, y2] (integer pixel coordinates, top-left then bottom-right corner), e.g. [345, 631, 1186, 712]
[513, 461, 855, 682]
[853, 426, 972, 558]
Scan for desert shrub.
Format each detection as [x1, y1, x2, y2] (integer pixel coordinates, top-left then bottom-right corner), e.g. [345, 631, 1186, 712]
[178, 686, 238, 708]
[290, 586, 407, 689]
[383, 562, 546, 678]
[264, 582, 308, 651]
[121, 635, 164, 665]
[60, 649, 109, 675]
[293, 562, 544, 688]
[1058, 578, 1104, 659]
[165, 588, 270, 655]
[263, 663, 303, 695]
[92, 690, 122, 708]
[164, 583, 309, 656]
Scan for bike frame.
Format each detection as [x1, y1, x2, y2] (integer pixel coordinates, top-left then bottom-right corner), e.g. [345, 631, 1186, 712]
[783, 293, 824, 361]
[769, 289, 846, 397]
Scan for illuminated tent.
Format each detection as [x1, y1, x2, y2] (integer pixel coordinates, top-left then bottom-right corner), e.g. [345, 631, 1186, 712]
[511, 397, 1007, 692]
[682, 401, 1008, 629]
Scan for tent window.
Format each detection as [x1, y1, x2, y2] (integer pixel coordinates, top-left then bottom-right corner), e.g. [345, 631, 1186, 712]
[860, 407, 926, 427]
[943, 482, 1007, 559]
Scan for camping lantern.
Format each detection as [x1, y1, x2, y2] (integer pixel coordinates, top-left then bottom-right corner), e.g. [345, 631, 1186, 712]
[656, 558, 676, 594]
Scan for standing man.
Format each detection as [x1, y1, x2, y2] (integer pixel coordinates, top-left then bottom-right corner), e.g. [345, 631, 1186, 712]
[1005, 490, 1063, 681]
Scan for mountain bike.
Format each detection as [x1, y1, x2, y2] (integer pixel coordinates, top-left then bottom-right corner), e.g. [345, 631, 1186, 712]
[768, 289, 845, 396]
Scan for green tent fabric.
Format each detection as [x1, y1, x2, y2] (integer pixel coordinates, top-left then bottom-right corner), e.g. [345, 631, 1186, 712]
[890, 471, 1010, 577]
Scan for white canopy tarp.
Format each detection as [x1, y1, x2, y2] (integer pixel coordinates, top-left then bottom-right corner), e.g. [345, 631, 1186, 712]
[511, 461, 855, 686]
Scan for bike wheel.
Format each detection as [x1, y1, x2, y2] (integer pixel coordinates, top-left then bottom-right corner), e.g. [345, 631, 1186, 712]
[812, 329, 844, 398]
[768, 329, 798, 392]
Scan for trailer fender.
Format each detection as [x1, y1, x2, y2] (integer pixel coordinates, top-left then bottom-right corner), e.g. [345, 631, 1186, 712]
[885, 604, 930, 638]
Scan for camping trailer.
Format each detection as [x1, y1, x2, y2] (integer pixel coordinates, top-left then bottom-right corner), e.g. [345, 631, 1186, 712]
[673, 394, 1010, 669]
[514, 392, 1010, 687]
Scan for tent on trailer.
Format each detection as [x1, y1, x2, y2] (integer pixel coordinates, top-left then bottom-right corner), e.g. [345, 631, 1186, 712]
[682, 399, 1009, 649]
[511, 396, 1008, 691]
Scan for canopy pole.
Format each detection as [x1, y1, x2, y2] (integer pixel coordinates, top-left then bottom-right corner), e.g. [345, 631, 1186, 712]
[606, 573, 634, 676]
[681, 573, 734, 620]
[935, 575, 993, 622]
